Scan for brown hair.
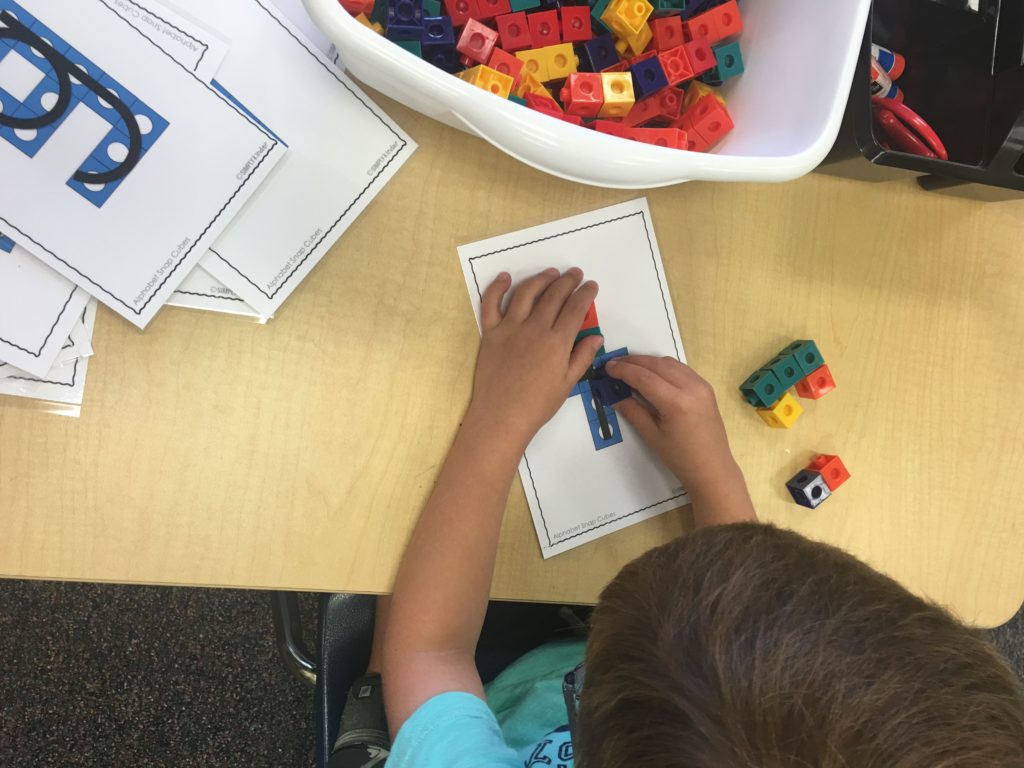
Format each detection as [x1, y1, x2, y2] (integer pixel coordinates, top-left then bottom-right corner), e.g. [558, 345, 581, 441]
[577, 523, 1024, 768]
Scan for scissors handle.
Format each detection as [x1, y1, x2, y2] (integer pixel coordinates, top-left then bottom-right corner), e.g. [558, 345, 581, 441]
[872, 96, 948, 160]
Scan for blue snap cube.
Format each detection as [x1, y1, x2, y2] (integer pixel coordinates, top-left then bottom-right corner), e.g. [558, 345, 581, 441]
[630, 57, 669, 99]
[387, 0, 423, 25]
[580, 34, 619, 72]
[421, 16, 454, 46]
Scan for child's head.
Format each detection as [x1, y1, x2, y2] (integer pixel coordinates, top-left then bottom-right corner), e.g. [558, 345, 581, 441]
[577, 523, 1024, 767]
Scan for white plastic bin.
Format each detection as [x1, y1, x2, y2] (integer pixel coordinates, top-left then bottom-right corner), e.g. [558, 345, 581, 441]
[304, 0, 872, 188]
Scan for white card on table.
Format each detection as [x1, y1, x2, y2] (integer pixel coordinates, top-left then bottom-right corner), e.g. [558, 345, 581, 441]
[0, 0, 286, 328]
[167, 264, 266, 319]
[0, 240, 90, 376]
[458, 199, 690, 558]
[104, 0, 229, 83]
[0, 298, 97, 405]
[172, 0, 416, 318]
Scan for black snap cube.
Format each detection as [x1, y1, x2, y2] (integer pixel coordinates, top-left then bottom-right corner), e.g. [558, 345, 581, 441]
[786, 469, 831, 509]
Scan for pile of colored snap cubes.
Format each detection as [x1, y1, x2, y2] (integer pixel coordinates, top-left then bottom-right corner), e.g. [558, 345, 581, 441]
[337, 0, 744, 152]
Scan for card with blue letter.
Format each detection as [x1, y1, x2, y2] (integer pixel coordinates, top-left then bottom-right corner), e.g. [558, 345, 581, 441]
[0, 0, 286, 327]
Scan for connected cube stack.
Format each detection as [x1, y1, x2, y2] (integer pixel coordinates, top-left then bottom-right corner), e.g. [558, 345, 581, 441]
[738, 340, 836, 429]
[337, 0, 745, 153]
[786, 454, 850, 509]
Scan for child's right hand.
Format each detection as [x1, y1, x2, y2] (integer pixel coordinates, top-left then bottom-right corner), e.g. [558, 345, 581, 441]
[606, 356, 755, 523]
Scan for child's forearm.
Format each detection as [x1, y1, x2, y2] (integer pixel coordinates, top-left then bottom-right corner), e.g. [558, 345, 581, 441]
[686, 456, 758, 528]
[382, 407, 527, 731]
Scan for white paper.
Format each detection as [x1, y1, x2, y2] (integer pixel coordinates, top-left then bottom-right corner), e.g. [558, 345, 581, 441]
[102, 0, 229, 83]
[66, 305, 96, 358]
[167, 264, 267, 318]
[0, 0, 287, 327]
[0, 241, 91, 376]
[0, 298, 97, 405]
[458, 200, 690, 558]
[171, 0, 416, 318]
[266, 0, 335, 55]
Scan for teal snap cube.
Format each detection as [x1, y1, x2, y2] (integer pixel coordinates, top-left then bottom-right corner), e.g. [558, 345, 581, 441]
[739, 369, 783, 408]
[761, 353, 803, 390]
[782, 340, 825, 376]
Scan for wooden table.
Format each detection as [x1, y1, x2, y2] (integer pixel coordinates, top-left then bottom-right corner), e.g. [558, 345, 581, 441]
[2, 93, 1022, 628]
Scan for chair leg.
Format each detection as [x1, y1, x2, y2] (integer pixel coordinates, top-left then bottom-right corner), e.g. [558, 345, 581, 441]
[271, 592, 317, 686]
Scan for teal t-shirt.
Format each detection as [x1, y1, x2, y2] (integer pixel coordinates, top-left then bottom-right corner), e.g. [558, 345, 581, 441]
[388, 640, 586, 768]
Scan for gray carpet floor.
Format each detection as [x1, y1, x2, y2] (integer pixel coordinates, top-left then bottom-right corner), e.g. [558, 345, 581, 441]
[0, 581, 1021, 767]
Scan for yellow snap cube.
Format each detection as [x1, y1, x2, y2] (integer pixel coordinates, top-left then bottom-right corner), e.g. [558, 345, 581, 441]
[538, 43, 577, 82]
[514, 71, 550, 99]
[599, 72, 634, 117]
[354, 12, 383, 33]
[601, 0, 653, 39]
[756, 392, 804, 428]
[461, 65, 513, 99]
[685, 81, 726, 108]
[515, 49, 550, 83]
[624, 23, 652, 56]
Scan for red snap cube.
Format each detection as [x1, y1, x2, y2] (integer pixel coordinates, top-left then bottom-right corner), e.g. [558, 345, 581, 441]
[444, 0, 480, 26]
[795, 364, 837, 399]
[488, 47, 524, 82]
[650, 16, 683, 51]
[496, 12, 533, 51]
[682, 129, 710, 151]
[658, 45, 694, 86]
[594, 119, 627, 136]
[626, 50, 658, 67]
[339, 0, 375, 15]
[475, 0, 511, 19]
[807, 454, 850, 491]
[683, 37, 715, 76]
[526, 92, 562, 112]
[527, 10, 561, 48]
[620, 96, 660, 127]
[560, 72, 604, 117]
[708, 0, 742, 41]
[560, 5, 592, 42]
[456, 18, 499, 63]
[683, 10, 717, 43]
[621, 126, 688, 149]
[678, 94, 733, 147]
[656, 86, 683, 119]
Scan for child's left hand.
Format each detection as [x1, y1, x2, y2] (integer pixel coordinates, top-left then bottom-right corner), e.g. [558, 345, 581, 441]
[467, 268, 603, 450]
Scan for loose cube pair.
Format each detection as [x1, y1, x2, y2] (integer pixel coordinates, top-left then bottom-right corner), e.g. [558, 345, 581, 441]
[786, 454, 851, 509]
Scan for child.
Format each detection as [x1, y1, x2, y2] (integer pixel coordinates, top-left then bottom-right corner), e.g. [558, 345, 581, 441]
[332, 268, 1024, 768]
